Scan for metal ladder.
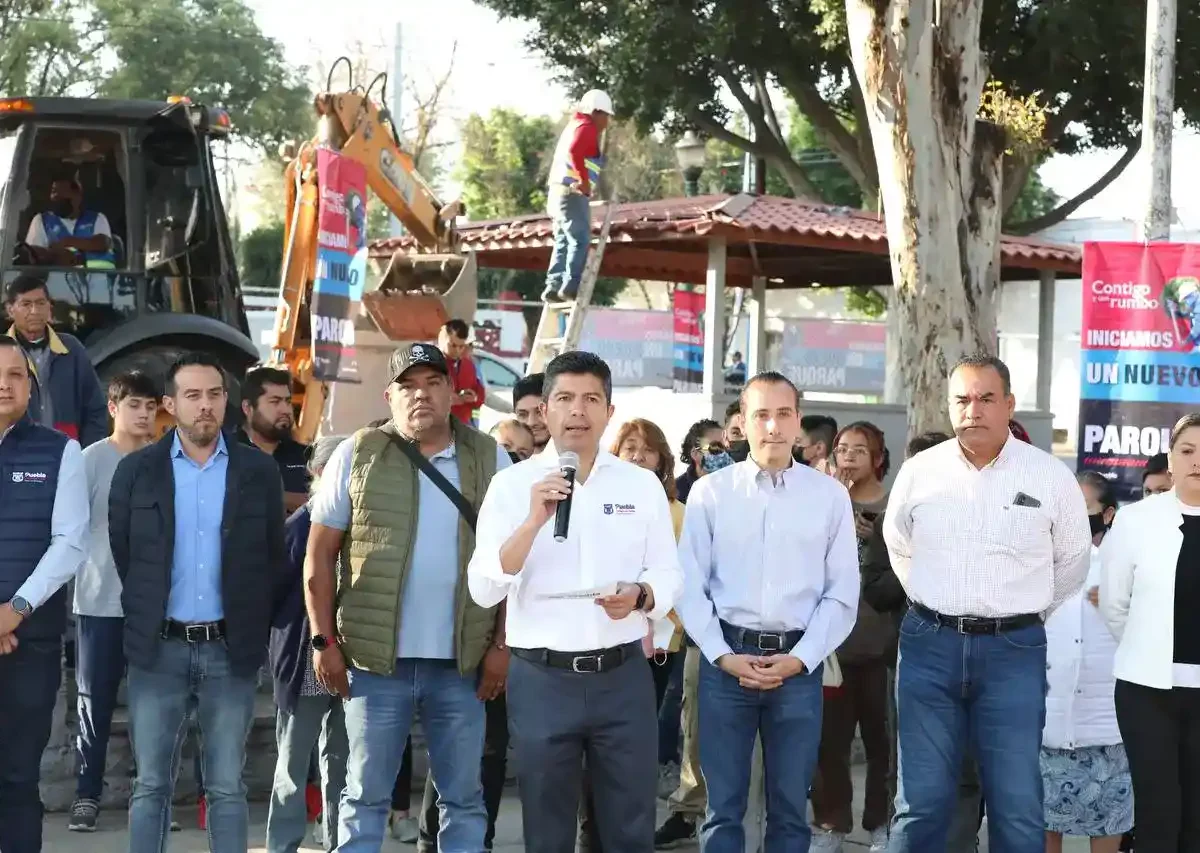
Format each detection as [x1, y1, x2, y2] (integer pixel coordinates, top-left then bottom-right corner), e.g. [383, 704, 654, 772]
[527, 199, 616, 373]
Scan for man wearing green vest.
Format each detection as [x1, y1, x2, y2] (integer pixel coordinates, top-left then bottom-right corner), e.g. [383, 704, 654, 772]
[304, 342, 512, 853]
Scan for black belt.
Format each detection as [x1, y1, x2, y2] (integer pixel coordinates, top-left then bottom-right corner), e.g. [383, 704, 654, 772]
[161, 619, 226, 643]
[511, 641, 641, 674]
[911, 603, 1041, 636]
[720, 620, 804, 653]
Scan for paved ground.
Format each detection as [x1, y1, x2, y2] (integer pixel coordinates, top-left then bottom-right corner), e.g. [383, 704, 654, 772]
[43, 764, 1093, 852]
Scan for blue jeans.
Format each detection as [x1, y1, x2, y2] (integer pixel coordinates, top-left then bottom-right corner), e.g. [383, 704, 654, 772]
[337, 659, 487, 853]
[126, 639, 258, 853]
[656, 652, 685, 765]
[889, 607, 1047, 853]
[266, 695, 347, 853]
[697, 645, 823, 853]
[75, 615, 126, 801]
[544, 190, 591, 296]
[0, 637, 60, 853]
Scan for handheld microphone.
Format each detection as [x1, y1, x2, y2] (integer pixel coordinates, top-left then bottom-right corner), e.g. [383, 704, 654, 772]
[553, 451, 580, 542]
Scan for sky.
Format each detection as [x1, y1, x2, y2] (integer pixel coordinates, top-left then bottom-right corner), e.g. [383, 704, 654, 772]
[240, 0, 1196, 236]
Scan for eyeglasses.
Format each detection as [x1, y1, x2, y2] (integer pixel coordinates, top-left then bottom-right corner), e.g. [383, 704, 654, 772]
[701, 443, 727, 455]
[15, 299, 50, 311]
[834, 446, 870, 459]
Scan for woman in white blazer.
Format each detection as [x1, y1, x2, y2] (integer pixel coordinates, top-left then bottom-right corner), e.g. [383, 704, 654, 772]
[1101, 413, 1200, 853]
[1041, 472, 1131, 853]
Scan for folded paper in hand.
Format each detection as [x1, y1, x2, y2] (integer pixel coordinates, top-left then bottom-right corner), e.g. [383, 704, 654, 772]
[538, 583, 619, 600]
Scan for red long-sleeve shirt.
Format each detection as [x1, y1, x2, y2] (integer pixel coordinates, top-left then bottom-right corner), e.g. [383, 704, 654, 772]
[567, 112, 600, 194]
[448, 357, 486, 424]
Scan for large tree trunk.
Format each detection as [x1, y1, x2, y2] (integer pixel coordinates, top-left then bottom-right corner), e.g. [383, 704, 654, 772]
[845, 0, 1004, 436]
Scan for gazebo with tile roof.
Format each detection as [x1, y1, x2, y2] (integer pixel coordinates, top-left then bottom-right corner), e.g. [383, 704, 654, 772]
[369, 192, 1077, 424]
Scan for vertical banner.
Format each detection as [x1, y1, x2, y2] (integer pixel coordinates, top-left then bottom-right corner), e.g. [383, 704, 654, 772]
[311, 149, 366, 383]
[672, 287, 704, 392]
[1078, 241, 1200, 500]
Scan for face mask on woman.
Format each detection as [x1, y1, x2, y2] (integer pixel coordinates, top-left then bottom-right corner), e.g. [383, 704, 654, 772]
[701, 450, 734, 474]
[1089, 512, 1110, 537]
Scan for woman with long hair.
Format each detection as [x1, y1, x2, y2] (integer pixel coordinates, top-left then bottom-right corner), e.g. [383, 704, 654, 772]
[812, 421, 894, 852]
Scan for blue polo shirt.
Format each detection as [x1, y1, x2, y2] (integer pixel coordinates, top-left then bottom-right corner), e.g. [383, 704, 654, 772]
[166, 432, 229, 623]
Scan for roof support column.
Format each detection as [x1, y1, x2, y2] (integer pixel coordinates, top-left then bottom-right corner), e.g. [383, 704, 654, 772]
[1036, 270, 1056, 412]
[702, 237, 727, 398]
[748, 275, 767, 375]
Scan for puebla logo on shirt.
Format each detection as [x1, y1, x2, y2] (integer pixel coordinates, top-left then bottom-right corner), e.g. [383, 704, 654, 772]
[12, 470, 47, 484]
[604, 503, 635, 515]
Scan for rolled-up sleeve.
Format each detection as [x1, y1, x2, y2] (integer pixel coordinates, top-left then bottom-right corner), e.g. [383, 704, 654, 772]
[16, 440, 89, 608]
[636, 481, 682, 621]
[468, 469, 523, 608]
[676, 481, 731, 664]
[791, 486, 860, 672]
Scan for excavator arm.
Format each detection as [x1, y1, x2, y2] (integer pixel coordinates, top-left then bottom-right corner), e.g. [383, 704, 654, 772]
[270, 58, 478, 443]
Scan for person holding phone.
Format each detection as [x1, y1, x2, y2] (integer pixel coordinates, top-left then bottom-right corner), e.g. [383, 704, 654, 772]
[811, 421, 895, 852]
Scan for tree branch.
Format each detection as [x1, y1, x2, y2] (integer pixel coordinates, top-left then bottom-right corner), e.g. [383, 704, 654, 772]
[690, 110, 821, 198]
[753, 71, 783, 142]
[775, 66, 876, 197]
[1006, 139, 1140, 235]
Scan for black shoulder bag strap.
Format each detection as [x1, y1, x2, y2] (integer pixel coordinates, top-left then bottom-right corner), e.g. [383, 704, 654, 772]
[386, 433, 477, 532]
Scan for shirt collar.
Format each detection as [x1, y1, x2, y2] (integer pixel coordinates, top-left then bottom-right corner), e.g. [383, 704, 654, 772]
[952, 431, 1014, 470]
[734, 454, 798, 489]
[171, 430, 228, 460]
[534, 441, 615, 473]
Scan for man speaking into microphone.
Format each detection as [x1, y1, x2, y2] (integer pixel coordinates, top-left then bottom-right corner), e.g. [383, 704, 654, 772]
[469, 351, 683, 853]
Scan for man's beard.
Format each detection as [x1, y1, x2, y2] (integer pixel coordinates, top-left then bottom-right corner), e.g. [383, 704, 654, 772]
[182, 419, 219, 447]
[252, 411, 292, 442]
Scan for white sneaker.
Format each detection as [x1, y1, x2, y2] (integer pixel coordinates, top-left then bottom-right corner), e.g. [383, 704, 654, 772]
[869, 826, 889, 851]
[656, 762, 680, 800]
[810, 827, 845, 852]
[388, 812, 419, 843]
[310, 821, 326, 847]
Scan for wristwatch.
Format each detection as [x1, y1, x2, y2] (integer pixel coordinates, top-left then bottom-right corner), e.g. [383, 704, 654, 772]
[309, 634, 335, 651]
[9, 595, 32, 618]
[634, 583, 649, 612]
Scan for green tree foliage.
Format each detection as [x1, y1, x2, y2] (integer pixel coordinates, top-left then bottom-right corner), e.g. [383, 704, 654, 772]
[238, 221, 284, 294]
[1, 0, 311, 151]
[456, 108, 627, 326]
[479, 0, 1200, 231]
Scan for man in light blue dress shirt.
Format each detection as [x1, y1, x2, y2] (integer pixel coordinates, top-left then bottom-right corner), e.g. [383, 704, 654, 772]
[110, 352, 287, 853]
[677, 371, 860, 853]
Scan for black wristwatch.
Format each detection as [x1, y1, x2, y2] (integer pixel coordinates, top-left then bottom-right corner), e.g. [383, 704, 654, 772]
[634, 583, 649, 612]
[310, 634, 335, 651]
[9, 595, 32, 618]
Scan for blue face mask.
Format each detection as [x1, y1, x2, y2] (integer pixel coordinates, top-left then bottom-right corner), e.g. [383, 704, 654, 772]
[701, 451, 734, 474]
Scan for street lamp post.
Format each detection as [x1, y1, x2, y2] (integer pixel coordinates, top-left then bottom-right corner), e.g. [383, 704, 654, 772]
[674, 130, 706, 197]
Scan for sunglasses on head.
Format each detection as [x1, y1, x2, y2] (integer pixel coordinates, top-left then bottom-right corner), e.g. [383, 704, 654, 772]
[701, 443, 727, 455]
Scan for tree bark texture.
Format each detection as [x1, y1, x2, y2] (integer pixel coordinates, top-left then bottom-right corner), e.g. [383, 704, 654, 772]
[1140, 0, 1177, 242]
[845, 0, 1004, 435]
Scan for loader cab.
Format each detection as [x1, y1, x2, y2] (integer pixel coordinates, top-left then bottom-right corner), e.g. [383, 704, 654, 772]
[0, 97, 247, 344]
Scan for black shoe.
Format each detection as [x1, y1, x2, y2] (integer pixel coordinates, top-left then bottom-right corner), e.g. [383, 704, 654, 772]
[68, 798, 99, 832]
[654, 814, 696, 849]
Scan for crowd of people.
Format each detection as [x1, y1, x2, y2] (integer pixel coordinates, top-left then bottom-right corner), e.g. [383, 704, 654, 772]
[1, 269, 1198, 853]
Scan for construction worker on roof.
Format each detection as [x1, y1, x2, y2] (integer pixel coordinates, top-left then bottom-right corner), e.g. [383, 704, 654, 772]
[542, 89, 613, 303]
[24, 168, 115, 270]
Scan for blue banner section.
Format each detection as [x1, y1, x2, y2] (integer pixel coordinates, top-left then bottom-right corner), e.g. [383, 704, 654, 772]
[1080, 350, 1200, 403]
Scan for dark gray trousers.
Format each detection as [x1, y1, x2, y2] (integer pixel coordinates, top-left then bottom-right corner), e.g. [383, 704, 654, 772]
[507, 650, 657, 853]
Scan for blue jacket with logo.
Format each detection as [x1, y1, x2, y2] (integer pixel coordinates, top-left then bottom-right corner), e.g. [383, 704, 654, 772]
[8, 325, 108, 448]
[0, 417, 70, 640]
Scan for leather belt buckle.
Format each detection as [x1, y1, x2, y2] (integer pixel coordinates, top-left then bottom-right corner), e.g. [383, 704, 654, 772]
[757, 632, 784, 652]
[184, 624, 214, 643]
[572, 654, 603, 673]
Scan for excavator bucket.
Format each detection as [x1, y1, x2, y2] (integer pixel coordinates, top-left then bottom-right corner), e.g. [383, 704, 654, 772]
[362, 250, 479, 341]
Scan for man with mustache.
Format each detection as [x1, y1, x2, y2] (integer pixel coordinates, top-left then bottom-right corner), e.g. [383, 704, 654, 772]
[109, 351, 287, 853]
[238, 366, 310, 513]
[306, 343, 511, 853]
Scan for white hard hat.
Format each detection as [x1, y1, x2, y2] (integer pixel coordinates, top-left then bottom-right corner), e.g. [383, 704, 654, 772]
[577, 89, 614, 115]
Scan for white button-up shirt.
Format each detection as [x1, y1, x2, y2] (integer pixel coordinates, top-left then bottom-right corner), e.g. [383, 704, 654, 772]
[883, 434, 1090, 618]
[675, 459, 860, 672]
[468, 444, 683, 652]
